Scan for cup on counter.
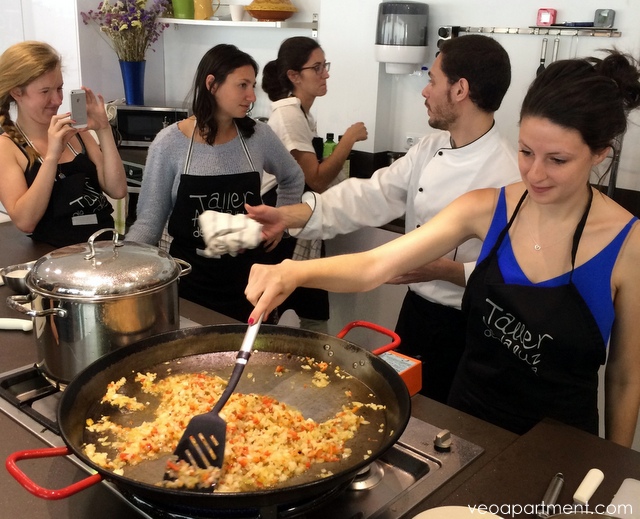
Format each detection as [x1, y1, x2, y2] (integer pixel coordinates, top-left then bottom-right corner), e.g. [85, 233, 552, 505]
[230, 5, 247, 21]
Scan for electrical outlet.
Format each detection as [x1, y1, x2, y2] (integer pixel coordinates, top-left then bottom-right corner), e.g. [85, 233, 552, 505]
[405, 133, 423, 150]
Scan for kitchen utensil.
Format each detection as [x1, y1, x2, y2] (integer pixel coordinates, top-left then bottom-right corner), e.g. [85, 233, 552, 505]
[5, 228, 191, 383]
[169, 313, 263, 477]
[551, 37, 560, 62]
[538, 472, 564, 518]
[537, 38, 548, 76]
[0, 261, 36, 295]
[412, 506, 502, 518]
[7, 322, 409, 516]
[0, 318, 33, 331]
[573, 468, 604, 506]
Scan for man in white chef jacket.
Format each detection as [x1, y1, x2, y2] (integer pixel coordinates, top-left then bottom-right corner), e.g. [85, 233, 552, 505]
[248, 35, 520, 403]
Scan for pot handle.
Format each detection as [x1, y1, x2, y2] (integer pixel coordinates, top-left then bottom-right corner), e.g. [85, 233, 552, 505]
[336, 320, 401, 356]
[5, 446, 103, 499]
[175, 258, 192, 277]
[6, 294, 67, 318]
[84, 228, 122, 260]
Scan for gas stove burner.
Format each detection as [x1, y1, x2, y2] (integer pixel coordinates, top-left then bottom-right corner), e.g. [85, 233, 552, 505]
[0, 365, 62, 434]
[350, 460, 385, 490]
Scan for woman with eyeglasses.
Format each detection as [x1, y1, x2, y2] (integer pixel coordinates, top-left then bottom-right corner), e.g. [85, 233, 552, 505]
[262, 36, 367, 193]
[126, 44, 304, 322]
[261, 37, 368, 332]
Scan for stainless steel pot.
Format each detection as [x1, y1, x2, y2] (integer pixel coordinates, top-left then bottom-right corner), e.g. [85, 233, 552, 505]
[6, 229, 191, 384]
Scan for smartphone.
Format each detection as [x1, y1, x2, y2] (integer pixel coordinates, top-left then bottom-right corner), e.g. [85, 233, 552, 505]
[70, 89, 88, 129]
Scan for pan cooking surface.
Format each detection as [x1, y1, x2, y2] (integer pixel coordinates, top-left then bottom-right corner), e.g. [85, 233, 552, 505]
[81, 350, 394, 490]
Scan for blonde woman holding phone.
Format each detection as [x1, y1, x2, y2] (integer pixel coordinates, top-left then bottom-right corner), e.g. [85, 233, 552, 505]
[0, 41, 126, 247]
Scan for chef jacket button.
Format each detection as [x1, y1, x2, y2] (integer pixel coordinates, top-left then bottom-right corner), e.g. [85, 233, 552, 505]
[418, 187, 424, 192]
[438, 151, 443, 155]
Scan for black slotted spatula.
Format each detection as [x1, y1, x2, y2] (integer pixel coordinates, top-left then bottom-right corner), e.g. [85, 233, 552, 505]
[168, 313, 263, 477]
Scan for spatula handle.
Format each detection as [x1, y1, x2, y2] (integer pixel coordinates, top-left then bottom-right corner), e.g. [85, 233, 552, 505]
[211, 313, 263, 414]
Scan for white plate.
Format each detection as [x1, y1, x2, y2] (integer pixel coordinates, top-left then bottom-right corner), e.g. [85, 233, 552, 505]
[413, 506, 503, 519]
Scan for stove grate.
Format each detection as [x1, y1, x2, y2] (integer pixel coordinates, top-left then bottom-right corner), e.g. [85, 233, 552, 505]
[0, 365, 61, 434]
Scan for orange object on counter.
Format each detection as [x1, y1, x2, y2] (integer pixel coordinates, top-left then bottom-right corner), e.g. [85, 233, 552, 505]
[379, 351, 422, 396]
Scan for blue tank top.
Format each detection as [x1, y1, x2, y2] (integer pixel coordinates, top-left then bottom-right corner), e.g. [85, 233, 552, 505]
[478, 187, 637, 344]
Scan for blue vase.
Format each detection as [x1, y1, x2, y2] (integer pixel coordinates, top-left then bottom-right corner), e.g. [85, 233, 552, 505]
[119, 60, 145, 106]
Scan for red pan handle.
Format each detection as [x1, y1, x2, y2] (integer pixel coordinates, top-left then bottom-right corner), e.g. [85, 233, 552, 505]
[336, 320, 401, 356]
[6, 446, 103, 499]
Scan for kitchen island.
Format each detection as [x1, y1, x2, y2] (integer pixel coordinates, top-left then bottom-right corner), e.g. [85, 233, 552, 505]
[1, 221, 638, 518]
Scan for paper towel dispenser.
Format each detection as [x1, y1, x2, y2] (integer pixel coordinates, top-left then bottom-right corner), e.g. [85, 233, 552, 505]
[374, 1, 429, 74]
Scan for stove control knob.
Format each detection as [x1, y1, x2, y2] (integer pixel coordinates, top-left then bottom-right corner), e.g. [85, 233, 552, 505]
[434, 429, 452, 452]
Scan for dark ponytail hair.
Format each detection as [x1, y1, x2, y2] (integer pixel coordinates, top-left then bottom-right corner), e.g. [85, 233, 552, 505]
[192, 44, 258, 144]
[520, 50, 640, 156]
[262, 37, 321, 102]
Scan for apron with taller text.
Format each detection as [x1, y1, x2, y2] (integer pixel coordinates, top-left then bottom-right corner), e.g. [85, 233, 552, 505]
[449, 188, 606, 435]
[167, 127, 265, 321]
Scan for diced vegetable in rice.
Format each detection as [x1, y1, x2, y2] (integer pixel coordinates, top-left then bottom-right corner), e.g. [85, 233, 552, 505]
[82, 370, 374, 492]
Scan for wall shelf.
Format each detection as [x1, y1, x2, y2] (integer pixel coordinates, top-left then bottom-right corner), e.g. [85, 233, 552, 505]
[158, 13, 318, 36]
[457, 26, 621, 37]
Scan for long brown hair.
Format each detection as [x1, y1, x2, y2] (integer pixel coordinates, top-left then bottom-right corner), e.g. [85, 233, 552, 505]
[0, 41, 62, 165]
[191, 44, 258, 144]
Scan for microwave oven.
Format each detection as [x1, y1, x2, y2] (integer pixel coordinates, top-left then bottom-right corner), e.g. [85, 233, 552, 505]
[116, 105, 189, 147]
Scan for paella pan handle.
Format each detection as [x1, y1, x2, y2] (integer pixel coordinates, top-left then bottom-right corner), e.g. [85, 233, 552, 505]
[336, 320, 401, 355]
[5, 446, 103, 499]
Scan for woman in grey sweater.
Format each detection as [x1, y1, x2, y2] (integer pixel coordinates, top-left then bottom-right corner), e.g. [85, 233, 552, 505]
[127, 44, 303, 321]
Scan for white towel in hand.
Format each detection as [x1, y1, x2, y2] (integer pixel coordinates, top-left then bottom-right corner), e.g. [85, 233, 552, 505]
[198, 211, 263, 258]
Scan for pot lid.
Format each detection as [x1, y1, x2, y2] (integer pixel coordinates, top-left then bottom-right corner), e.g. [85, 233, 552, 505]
[28, 230, 182, 299]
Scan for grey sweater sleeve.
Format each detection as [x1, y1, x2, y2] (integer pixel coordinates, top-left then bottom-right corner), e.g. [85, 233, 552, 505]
[125, 125, 184, 245]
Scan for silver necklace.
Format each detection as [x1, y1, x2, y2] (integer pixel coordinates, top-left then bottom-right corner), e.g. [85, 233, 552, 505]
[525, 214, 575, 251]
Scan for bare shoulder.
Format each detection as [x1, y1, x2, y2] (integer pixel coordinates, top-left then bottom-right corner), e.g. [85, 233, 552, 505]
[0, 134, 25, 166]
[454, 186, 504, 213]
[606, 195, 640, 289]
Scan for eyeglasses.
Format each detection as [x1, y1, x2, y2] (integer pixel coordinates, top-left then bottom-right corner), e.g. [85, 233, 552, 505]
[300, 62, 331, 75]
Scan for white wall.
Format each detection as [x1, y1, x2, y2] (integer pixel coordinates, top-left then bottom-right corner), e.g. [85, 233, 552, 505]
[1, 0, 83, 114]
[316, 0, 640, 191]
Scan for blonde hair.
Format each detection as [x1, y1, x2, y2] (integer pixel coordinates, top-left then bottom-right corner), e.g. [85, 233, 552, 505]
[0, 41, 62, 164]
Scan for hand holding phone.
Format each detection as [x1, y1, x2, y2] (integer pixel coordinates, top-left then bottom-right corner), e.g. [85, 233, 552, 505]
[70, 89, 88, 129]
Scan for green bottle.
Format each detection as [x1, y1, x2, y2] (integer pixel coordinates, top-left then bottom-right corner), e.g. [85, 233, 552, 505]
[322, 133, 337, 159]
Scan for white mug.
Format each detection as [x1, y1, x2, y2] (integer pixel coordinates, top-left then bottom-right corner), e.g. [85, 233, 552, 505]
[229, 5, 246, 21]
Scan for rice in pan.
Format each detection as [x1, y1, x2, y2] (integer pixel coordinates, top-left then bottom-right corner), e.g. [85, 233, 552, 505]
[83, 359, 384, 492]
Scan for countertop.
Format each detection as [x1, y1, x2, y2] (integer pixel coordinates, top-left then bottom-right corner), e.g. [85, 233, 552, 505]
[1, 221, 639, 518]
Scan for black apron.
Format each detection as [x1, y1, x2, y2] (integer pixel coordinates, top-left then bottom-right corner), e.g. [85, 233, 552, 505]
[22, 136, 114, 247]
[449, 187, 606, 435]
[167, 125, 266, 322]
